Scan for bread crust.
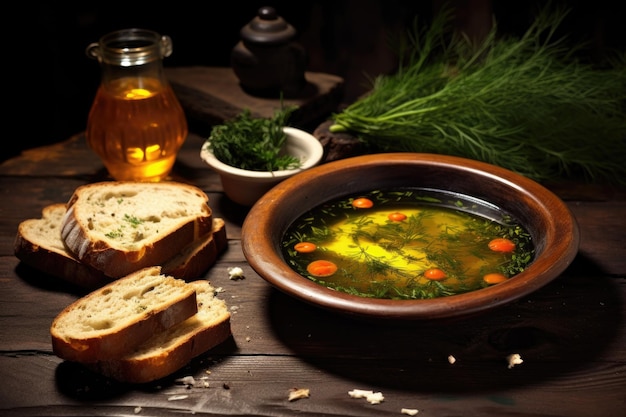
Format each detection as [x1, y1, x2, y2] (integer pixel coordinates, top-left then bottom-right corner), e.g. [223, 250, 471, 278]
[15, 203, 227, 288]
[50, 266, 198, 363]
[61, 182, 214, 278]
[14, 204, 111, 289]
[163, 218, 228, 280]
[90, 280, 232, 383]
[91, 316, 231, 383]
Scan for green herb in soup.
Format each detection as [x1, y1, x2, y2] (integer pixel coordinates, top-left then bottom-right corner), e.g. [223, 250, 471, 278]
[282, 189, 534, 300]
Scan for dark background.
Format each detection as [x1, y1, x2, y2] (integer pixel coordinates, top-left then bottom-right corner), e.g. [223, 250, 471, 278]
[5, 0, 623, 162]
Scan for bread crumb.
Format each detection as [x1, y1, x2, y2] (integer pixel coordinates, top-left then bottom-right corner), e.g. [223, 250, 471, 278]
[448, 355, 456, 364]
[349, 389, 373, 399]
[507, 353, 524, 369]
[401, 408, 419, 415]
[176, 376, 196, 387]
[134, 406, 142, 414]
[228, 267, 245, 280]
[366, 392, 384, 404]
[288, 388, 310, 401]
[167, 395, 188, 401]
[348, 389, 385, 404]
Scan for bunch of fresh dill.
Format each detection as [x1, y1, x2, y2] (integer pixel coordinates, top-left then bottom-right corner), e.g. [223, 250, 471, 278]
[205, 106, 301, 172]
[329, 6, 626, 184]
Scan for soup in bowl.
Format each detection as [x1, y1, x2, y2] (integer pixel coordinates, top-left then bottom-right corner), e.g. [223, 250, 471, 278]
[241, 153, 579, 320]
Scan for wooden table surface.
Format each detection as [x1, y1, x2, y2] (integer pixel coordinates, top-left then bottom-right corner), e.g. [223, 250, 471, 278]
[1, 106, 625, 415]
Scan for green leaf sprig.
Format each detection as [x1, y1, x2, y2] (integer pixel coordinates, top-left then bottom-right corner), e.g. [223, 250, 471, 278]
[205, 106, 302, 172]
[329, 5, 626, 184]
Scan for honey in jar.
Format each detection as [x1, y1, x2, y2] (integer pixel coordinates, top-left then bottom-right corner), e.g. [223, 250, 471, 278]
[85, 29, 187, 182]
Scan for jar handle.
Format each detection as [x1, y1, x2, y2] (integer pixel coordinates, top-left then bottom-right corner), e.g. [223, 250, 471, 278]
[85, 42, 100, 60]
[160, 35, 173, 58]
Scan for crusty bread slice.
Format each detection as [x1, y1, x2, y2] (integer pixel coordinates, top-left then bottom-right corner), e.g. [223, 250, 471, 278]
[61, 181, 213, 278]
[15, 205, 228, 288]
[162, 218, 228, 280]
[90, 280, 231, 383]
[13, 204, 110, 289]
[50, 266, 198, 363]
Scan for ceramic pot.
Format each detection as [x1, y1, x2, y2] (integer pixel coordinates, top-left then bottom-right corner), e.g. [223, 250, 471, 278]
[231, 6, 307, 97]
[200, 127, 324, 206]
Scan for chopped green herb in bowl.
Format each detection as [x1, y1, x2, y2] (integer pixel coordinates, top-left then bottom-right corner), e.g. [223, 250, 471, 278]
[200, 106, 325, 206]
[205, 107, 302, 172]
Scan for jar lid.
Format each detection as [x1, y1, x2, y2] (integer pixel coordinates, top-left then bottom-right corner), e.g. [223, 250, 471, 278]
[86, 28, 172, 66]
[240, 6, 296, 45]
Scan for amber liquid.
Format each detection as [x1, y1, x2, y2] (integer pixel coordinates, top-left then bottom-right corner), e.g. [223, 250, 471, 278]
[86, 77, 188, 181]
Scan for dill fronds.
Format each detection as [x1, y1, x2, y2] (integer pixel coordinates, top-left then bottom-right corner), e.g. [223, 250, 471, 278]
[206, 106, 301, 172]
[330, 6, 626, 184]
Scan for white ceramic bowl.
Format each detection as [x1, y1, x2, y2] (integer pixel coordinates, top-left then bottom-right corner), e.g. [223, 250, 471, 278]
[200, 127, 324, 206]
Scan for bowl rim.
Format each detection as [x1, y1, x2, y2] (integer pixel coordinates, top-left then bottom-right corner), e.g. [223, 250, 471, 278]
[242, 152, 580, 320]
[200, 126, 324, 179]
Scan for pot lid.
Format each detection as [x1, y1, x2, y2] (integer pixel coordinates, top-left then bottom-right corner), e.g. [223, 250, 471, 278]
[240, 6, 296, 45]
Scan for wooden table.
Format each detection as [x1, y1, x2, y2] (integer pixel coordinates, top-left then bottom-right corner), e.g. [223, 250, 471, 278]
[1, 114, 625, 416]
[165, 66, 346, 132]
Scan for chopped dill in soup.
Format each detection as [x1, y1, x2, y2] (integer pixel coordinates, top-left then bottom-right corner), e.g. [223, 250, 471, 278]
[281, 189, 534, 300]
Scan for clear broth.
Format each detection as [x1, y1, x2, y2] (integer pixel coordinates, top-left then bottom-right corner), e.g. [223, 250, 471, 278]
[282, 188, 534, 300]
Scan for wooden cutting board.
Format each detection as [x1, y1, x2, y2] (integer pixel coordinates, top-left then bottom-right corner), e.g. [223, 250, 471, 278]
[165, 66, 345, 130]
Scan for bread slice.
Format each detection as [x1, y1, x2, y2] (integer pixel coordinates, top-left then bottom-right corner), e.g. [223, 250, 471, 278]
[15, 205, 228, 288]
[90, 280, 231, 383]
[50, 266, 198, 363]
[162, 218, 228, 280]
[13, 204, 110, 289]
[61, 181, 213, 278]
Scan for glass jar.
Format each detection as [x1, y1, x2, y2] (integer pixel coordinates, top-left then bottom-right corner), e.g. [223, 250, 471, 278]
[85, 28, 188, 182]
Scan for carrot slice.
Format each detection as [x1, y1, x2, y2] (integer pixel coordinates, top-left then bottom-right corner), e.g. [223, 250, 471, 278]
[307, 260, 338, 277]
[484, 272, 508, 284]
[388, 212, 407, 222]
[352, 198, 374, 209]
[424, 268, 446, 280]
[488, 238, 516, 253]
[294, 242, 317, 253]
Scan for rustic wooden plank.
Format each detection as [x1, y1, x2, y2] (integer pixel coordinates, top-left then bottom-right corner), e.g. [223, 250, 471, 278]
[569, 201, 626, 276]
[1, 353, 624, 417]
[166, 66, 345, 130]
[0, 134, 103, 178]
[3, 246, 624, 359]
[1, 114, 625, 417]
[0, 132, 215, 181]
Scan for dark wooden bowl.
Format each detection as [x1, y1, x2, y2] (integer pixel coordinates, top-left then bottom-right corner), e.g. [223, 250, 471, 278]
[242, 153, 579, 320]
